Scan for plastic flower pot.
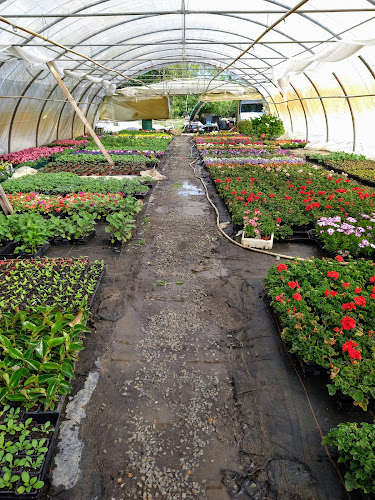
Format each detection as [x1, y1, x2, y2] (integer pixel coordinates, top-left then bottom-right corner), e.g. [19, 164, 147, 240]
[241, 232, 274, 249]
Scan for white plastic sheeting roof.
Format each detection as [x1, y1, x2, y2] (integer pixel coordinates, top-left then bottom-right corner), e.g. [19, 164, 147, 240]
[1, 1, 375, 155]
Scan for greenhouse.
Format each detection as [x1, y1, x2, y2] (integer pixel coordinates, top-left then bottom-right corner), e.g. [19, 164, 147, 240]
[0, 1, 375, 499]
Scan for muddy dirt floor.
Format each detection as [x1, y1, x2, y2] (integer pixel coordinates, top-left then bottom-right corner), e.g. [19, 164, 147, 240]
[42, 136, 373, 500]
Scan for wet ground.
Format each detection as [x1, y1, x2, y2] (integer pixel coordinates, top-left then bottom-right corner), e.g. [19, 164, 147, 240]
[42, 136, 374, 500]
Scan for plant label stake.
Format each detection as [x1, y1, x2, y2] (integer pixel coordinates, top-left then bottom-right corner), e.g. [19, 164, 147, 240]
[47, 62, 114, 166]
[0, 184, 13, 215]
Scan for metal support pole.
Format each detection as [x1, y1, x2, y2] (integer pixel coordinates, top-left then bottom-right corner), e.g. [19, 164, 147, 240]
[47, 62, 114, 165]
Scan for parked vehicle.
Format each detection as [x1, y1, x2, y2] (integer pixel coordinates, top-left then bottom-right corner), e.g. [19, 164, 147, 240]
[239, 99, 264, 121]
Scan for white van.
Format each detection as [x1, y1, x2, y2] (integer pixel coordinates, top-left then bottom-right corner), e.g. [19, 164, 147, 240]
[239, 100, 264, 121]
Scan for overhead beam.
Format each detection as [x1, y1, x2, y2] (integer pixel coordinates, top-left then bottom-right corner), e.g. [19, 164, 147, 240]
[8, 40, 340, 46]
[3, 9, 375, 17]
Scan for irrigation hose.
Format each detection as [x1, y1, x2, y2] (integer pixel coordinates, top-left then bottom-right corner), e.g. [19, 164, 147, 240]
[188, 155, 306, 261]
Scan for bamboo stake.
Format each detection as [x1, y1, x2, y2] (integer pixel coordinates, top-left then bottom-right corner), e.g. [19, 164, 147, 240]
[0, 185, 13, 215]
[47, 62, 114, 166]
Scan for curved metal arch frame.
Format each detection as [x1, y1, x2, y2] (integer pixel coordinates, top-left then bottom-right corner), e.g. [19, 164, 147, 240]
[114, 46, 271, 85]
[332, 72, 356, 152]
[35, 82, 62, 146]
[55, 79, 88, 140]
[51, 26, 289, 84]
[71, 81, 101, 137]
[303, 72, 329, 143]
[17, 0, 340, 63]
[289, 83, 308, 140]
[7, 70, 44, 152]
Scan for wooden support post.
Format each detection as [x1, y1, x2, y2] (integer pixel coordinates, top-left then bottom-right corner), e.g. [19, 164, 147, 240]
[47, 62, 114, 165]
[0, 185, 13, 215]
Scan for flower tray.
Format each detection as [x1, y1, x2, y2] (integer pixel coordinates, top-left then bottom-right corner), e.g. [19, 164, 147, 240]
[283, 229, 311, 243]
[241, 232, 274, 249]
[52, 238, 70, 246]
[72, 230, 96, 245]
[88, 268, 105, 310]
[131, 192, 149, 200]
[19, 243, 51, 259]
[0, 241, 17, 256]
[0, 411, 60, 499]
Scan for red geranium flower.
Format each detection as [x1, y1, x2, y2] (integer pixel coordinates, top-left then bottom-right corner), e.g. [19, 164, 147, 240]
[349, 348, 362, 360]
[288, 281, 297, 289]
[325, 290, 338, 298]
[341, 302, 356, 311]
[342, 282, 351, 288]
[355, 287, 362, 293]
[275, 295, 284, 302]
[276, 263, 287, 272]
[354, 296, 366, 307]
[341, 316, 356, 330]
[370, 276, 375, 283]
[342, 340, 358, 351]
[335, 255, 344, 262]
[327, 271, 339, 280]
[293, 293, 302, 301]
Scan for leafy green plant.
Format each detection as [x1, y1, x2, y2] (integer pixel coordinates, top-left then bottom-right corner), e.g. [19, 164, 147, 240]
[2, 172, 146, 195]
[11, 212, 52, 255]
[71, 212, 96, 239]
[0, 306, 90, 409]
[0, 470, 19, 490]
[238, 114, 285, 138]
[0, 258, 104, 312]
[17, 471, 44, 494]
[32, 420, 54, 434]
[322, 422, 375, 493]
[105, 213, 136, 244]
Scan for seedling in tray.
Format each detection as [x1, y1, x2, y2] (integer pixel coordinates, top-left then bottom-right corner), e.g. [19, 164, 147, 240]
[17, 471, 44, 494]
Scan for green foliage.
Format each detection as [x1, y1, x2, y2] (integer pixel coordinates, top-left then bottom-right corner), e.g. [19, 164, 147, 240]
[3, 173, 148, 195]
[17, 471, 44, 493]
[105, 213, 136, 243]
[322, 422, 375, 493]
[305, 151, 367, 162]
[11, 212, 52, 254]
[83, 135, 171, 152]
[53, 152, 157, 167]
[170, 95, 199, 118]
[0, 305, 90, 409]
[0, 257, 104, 312]
[239, 114, 285, 138]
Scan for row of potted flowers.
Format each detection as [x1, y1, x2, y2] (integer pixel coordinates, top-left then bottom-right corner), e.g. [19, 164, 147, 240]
[194, 134, 375, 257]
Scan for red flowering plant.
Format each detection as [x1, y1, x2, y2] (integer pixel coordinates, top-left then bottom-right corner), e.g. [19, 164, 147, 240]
[207, 159, 375, 249]
[266, 257, 375, 410]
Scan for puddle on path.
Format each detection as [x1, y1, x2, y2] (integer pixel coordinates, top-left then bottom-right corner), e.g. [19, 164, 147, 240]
[178, 181, 204, 196]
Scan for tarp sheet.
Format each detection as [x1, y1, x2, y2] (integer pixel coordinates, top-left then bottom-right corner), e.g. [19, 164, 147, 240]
[99, 95, 170, 121]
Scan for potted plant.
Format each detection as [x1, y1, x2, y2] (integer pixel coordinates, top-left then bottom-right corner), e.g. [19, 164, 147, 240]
[105, 213, 136, 245]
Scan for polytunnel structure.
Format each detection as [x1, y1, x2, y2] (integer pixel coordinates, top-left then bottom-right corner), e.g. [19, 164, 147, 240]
[2, 3, 375, 500]
[1, 1, 375, 154]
